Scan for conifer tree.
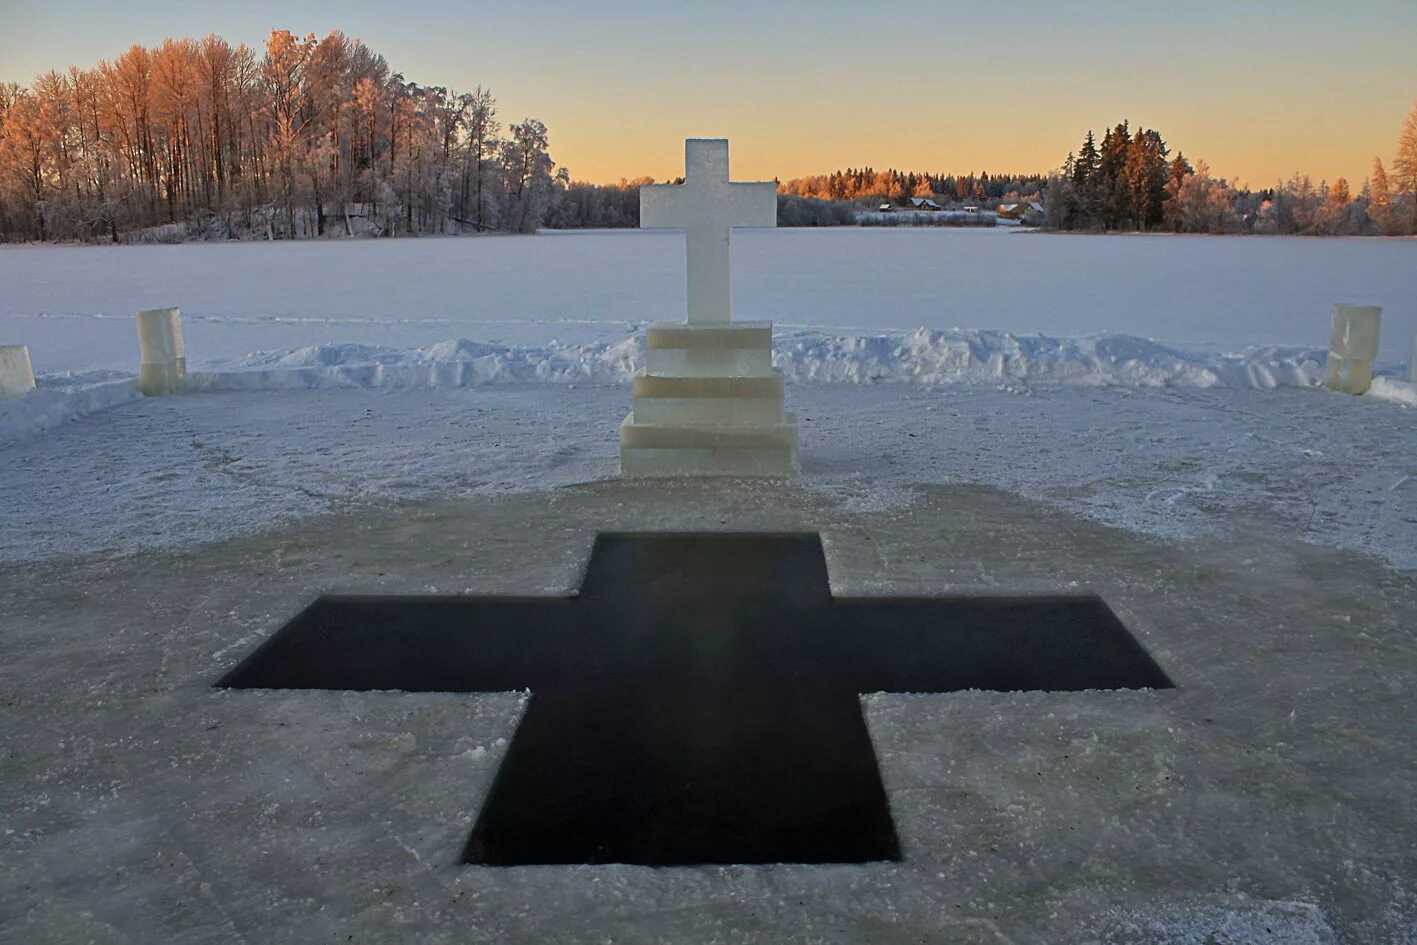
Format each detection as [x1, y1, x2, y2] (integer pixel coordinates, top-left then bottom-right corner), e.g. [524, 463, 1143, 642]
[1098, 121, 1131, 228]
[1370, 156, 1398, 235]
[1122, 128, 1169, 230]
[1168, 152, 1193, 192]
[1073, 130, 1099, 185]
[1330, 177, 1350, 206]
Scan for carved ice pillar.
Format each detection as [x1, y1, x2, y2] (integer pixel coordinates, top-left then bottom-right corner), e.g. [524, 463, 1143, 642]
[136, 307, 187, 396]
[0, 345, 36, 402]
[1325, 304, 1381, 395]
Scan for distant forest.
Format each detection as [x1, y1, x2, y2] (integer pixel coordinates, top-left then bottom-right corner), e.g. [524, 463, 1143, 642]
[1048, 107, 1417, 236]
[540, 169, 1046, 230]
[2, 29, 1413, 241]
[780, 168, 1045, 204]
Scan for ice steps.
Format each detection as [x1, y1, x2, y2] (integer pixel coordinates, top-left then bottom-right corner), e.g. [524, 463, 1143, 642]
[620, 320, 799, 478]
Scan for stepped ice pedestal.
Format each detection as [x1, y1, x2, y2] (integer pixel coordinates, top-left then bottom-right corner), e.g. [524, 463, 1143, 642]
[136, 307, 187, 396]
[0, 345, 36, 402]
[1325, 303, 1381, 395]
[621, 322, 798, 477]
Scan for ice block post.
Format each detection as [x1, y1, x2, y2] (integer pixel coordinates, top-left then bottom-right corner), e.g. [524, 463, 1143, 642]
[0, 345, 36, 401]
[1324, 304, 1381, 395]
[136, 307, 187, 396]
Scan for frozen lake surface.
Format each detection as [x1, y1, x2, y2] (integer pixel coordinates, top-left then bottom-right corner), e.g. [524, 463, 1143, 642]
[2, 228, 1415, 571]
[2, 228, 1415, 373]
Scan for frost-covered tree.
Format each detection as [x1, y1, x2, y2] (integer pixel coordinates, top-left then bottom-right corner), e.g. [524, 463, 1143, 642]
[263, 30, 317, 237]
[0, 28, 564, 241]
[498, 118, 560, 234]
[0, 90, 48, 238]
[459, 86, 498, 231]
[1163, 160, 1234, 233]
[1392, 100, 1417, 231]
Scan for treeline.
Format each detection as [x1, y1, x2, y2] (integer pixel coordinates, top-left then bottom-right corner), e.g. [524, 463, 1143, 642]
[1048, 107, 1417, 235]
[543, 168, 1039, 230]
[781, 167, 1045, 204]
[0, 30, 563, 242]
[543, 179, 856, 229]
[543, 177, 649, 229]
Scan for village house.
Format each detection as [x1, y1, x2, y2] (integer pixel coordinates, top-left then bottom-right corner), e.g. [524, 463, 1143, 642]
[998, 201, 1045, 220]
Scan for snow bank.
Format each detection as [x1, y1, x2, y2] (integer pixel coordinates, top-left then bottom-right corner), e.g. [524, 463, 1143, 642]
[1368, 376, 1417, 408]
[3, 329, 1403, 448]
[195, 337, 642, 390]
[776, 329, 1327, 388]
[0, 378, 140, 444]
[190, 328, 1330, 393]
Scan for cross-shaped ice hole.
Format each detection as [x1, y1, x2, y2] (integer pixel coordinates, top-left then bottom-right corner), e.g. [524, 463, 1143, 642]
[218, 533, 1174, 866]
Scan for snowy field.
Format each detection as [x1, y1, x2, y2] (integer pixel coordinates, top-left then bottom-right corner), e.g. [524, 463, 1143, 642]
[2, 228, 1415, 571]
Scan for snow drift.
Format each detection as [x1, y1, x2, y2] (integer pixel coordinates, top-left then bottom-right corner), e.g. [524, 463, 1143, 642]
[4, 327, 1410, 446]
[196, 328, 1334, 391]
[0, 377, 141, 444]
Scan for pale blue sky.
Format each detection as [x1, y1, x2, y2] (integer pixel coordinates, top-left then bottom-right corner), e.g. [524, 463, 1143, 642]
[3, 0, 1414, 184]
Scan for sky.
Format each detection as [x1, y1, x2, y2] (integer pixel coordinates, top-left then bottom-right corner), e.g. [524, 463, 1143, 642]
[2, 0, 1415, 187]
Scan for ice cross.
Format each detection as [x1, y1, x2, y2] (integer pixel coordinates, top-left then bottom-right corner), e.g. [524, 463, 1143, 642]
[218, 533, 1172, 866]
[640, 138, 777, 323]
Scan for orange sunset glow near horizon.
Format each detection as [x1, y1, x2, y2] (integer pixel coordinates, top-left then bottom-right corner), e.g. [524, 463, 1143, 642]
[3, 0, 1416, 189]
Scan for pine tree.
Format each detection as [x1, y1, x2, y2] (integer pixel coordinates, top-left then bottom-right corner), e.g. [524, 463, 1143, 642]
[1168, 152, 1193, 191]
[1370, 156, 1397, 235]
[1330, 177, 1351, 206]
[1065, 131, 1100, 226]
[1122, 128, 1169, 230]
[1098, 121, 1131, 229]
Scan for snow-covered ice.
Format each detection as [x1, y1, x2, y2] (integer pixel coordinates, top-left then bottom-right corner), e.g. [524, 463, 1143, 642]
[4, 378, 1416, 572]
[2, 231, 1415, 571]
